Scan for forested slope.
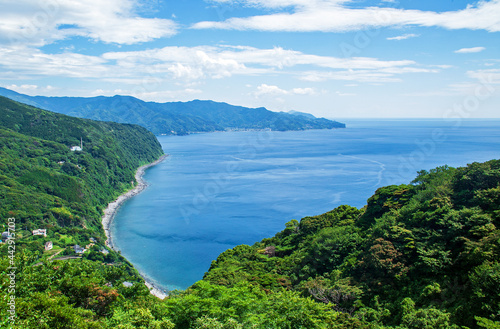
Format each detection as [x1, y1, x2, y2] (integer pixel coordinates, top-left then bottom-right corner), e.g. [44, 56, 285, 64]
[0, 96, 163, 234]
[0, 96, 498, 328]
[199, 161, 500, 328]
[0, 97, 165, 328]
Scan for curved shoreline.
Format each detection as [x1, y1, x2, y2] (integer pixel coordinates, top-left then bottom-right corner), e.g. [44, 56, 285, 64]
[101, 154, 169, 299]
[102, 154, 168, 248]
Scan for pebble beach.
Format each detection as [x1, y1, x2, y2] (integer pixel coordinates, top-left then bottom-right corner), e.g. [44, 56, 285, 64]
[101, 154, 169, 299]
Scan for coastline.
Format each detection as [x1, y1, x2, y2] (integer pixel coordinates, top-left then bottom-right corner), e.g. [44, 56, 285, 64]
[101, 154, 169, 299]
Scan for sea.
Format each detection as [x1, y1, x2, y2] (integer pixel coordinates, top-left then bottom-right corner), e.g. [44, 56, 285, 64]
[111, 119, 500, 291]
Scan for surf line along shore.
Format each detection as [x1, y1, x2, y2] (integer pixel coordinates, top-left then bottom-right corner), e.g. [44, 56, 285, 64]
[101, 153, 168, 299]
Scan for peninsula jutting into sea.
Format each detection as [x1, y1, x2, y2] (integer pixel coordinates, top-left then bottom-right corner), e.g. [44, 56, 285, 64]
[0, 87, 346, 136]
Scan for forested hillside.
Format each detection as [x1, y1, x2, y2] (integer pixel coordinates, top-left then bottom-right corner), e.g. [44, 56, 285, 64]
[0, 96, 498, 328]
[0, 97, 165, 328]
[199, 161, 500, 328]
[0, 87, 346, 135]
[0, 96, 163, 232]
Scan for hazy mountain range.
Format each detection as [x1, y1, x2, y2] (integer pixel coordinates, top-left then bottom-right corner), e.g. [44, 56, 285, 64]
[0, 87, 345, 135]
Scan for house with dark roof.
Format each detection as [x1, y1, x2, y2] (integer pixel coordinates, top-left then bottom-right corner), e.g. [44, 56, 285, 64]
[73, 245, 85, 254]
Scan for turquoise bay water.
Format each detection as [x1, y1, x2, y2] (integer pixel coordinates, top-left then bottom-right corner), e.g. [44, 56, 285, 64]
[111, 119, 500, 291]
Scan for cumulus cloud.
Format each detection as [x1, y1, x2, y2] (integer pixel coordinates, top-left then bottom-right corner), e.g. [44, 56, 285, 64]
[254, 84, 289, 96]
[0, 44, 442, 87]
[104, 45, 438, 83]
[194, 0, 500, 32]
[454, 47, 486, 53]
[0, 0, 178, 46]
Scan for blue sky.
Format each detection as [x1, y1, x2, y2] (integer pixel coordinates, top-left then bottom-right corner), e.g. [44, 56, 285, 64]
[0, 0, 499, 118]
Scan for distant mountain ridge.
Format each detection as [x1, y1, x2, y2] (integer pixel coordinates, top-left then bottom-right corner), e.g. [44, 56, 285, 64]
[0, 87, 345, 135]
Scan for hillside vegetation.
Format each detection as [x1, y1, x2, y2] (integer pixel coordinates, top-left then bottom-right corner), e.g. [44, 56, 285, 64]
[0, 96, 165, 328]
[0, 97, 498, 328]
[198, 161, 500, 328]
[0, 96, 163, 233]
[0, 87, 345, 135]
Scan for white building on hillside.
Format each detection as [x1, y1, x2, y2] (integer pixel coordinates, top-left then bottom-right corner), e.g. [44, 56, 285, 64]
[33, 229, 47, 237]
[70, 137, 83, 152]
[45, 241, 53, 250]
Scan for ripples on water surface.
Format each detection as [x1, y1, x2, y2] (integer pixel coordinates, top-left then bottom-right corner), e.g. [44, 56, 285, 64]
[112, 119, 500, 290]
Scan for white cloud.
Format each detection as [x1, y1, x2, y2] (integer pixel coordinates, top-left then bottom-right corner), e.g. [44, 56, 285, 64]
[213, 46, 417, 71]
[88, 87, 203, 101]
[103, 46, 253, 81]
[405, 82, 491, 97]
[100, 45, 427, 83]
[448, 83, 480, 94]
[335, 91, 356, 96]
[0, 47, 109, 78]
[0, 0, 177, 46]
[305, 71, 399, 83]
[0, 44, 441, 88]
[292, 87, 316, 95]
[254, 84, 317, 97]
[254, 84, 289, 96]
[379, 67, 439, 74]
[404, 73, 500, 97]
[454, 47, 486, 54]
[433, 64, 454, 69]
[387, 33, 420, 41]
[467, 69, 500, 84]
[134, 88, 204, 101]
[208, 0, 335, 9]
[4, 84, 57, 95]
[298, 67, 437, 83]
[194, 0, 500, 32]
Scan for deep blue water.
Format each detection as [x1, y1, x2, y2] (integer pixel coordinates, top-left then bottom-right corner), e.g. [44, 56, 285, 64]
[111, 119, 500, 291]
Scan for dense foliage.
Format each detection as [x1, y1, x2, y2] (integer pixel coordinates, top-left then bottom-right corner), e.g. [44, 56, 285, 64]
[0, 97, 165, 327]
[200, 161, 500, 328]
[0, 96, 498, 328]
[0, 96, 163, 236]
[0, 87, 345, 135]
